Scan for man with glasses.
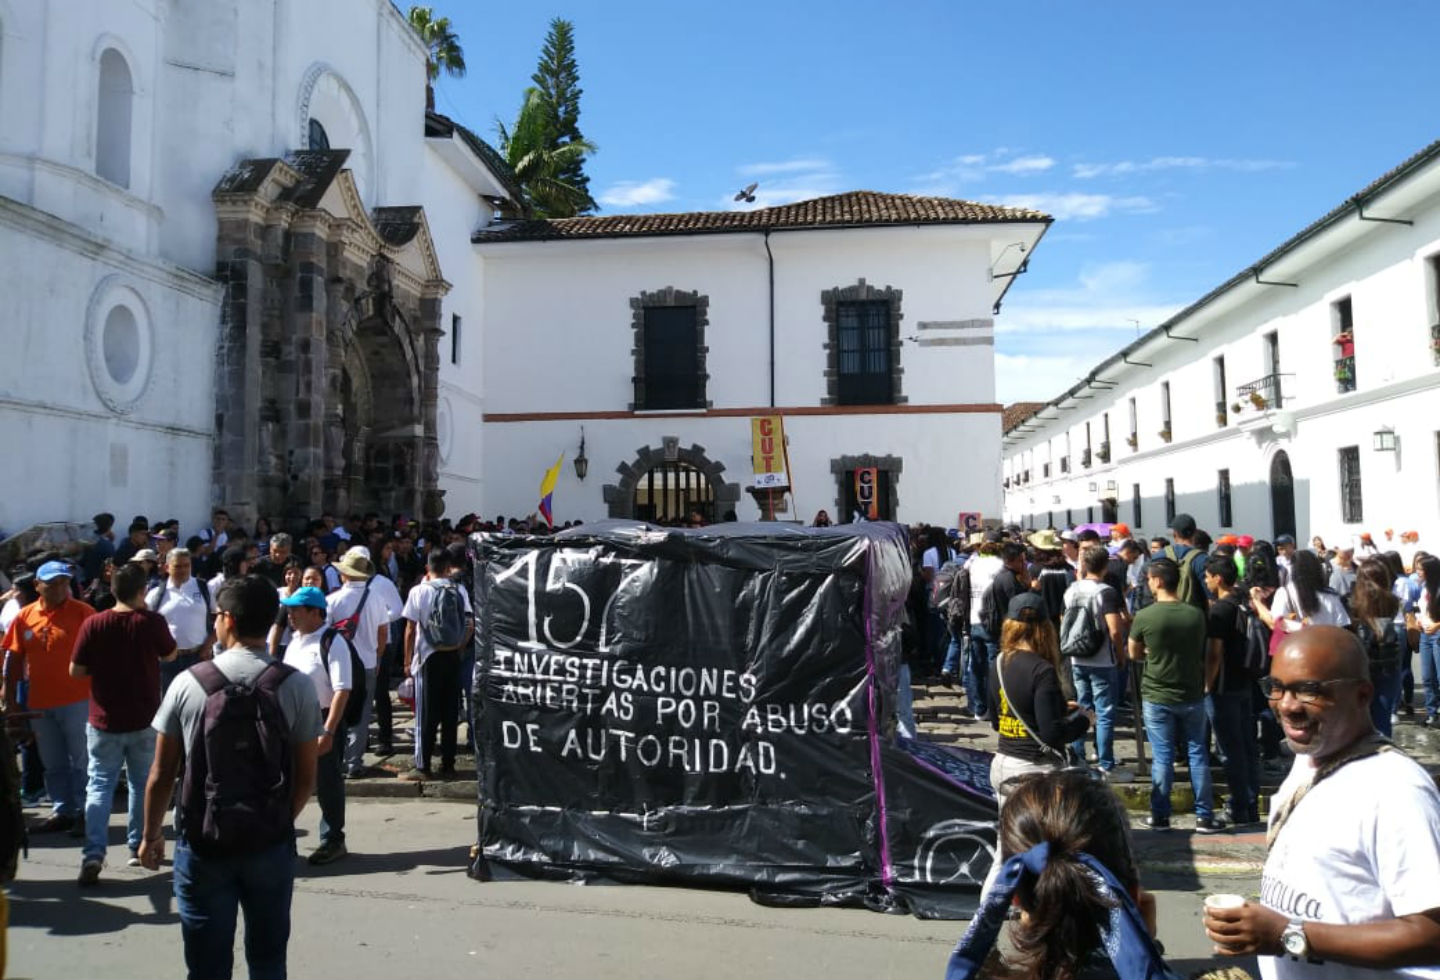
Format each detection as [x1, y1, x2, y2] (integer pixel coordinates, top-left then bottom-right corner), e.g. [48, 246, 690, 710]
[1204, 626, 1440, 977]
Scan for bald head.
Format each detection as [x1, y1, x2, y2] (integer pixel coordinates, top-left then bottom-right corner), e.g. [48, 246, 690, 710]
[1276, 625, 1369, 683]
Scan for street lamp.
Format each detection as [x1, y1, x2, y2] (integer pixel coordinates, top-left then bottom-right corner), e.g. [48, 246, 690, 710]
[573, 427, 589, 480]
[1373, 427, 1397, 452]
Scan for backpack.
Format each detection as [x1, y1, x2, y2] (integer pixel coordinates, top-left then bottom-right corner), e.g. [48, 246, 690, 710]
[945, 565, 972, 635]
[1237, 600, 1271, 676]
[319, 627, 368, 727]
[330, 579, 373, 643]
[422, 579, 468, 651]
[1163, 545, 1208, 612]
[1059, 582, 1109, 659]
[148, 576, 212, 616]
[932, 559, 965, 612]
[978, 576, 1005, 639]
[1355, 617, 1403, 670]
[179, 661, 296, 856]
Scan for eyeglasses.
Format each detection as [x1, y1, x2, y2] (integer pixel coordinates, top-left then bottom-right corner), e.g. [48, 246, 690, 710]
[1257, 676, 1364, 704]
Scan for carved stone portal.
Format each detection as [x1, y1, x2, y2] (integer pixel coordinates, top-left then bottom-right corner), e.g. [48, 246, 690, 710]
[212, 150, 450, 526]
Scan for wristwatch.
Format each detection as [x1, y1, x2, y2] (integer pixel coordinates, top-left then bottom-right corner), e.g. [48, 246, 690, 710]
[1281, 919, 1309, 960]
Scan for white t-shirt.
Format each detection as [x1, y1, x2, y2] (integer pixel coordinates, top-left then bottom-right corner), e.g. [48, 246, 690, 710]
[146, 577, 211, 650]
[402, 577, 472, 675]
[326, 580, 391, 670]
[967, 554, 1003, 626]
[0, 597, 21, 634]
[1270, 587, 1350, 632]
[367, 573, 404, 622]
[921, 546, 947, 573]
[282, 627, 351, 708]
[1259, 750, 1440, 980]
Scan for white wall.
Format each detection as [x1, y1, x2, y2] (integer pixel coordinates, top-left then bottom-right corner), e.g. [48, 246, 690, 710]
[1003, 173, 1440, 546]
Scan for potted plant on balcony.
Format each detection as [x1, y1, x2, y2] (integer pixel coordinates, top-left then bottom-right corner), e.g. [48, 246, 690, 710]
[1231, 401, 1244, 415]
[1126, 434, 1138, 449]
[1249, 391, 1268, 410]
[1158, 427, 1172, 443]
[1216, 411, 1228, 426]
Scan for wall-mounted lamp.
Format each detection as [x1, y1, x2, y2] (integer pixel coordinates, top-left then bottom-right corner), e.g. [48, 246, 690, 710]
[573, 427, 589, 480]
[1373, 427, 1397, 452]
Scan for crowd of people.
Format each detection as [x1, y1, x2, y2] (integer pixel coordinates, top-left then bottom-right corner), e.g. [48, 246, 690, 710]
[4, 505, 1440, 978]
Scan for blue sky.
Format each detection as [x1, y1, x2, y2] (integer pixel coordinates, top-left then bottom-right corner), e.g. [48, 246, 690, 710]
[430, 0, 1440, 404]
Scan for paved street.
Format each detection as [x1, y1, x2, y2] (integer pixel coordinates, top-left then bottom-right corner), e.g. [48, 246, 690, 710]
[7, 796, 1258, 979]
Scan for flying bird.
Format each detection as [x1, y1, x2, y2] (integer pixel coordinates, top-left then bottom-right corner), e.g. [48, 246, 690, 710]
[734, 183, 758, 203]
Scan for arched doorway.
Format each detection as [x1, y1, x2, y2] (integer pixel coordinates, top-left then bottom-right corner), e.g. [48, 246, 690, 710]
[633, 461, 715, 524]
[1270, 450, 1297, 540]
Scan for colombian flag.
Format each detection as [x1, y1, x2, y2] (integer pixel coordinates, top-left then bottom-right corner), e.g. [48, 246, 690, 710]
[537, 453, 565, 527]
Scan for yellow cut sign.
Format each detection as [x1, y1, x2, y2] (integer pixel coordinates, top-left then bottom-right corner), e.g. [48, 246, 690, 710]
[751, 416, 789, 488]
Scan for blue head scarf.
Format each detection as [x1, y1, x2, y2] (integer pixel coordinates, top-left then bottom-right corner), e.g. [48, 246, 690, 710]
[945, 841, 1179, 980]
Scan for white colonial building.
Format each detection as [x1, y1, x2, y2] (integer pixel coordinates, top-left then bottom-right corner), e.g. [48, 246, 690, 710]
[0, 0, 515, 533]
[1002, 140, 1440, 548]
[473, 194, 1049, 525]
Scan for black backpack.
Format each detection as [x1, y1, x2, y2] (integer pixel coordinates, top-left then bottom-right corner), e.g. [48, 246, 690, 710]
[179, 661, 296, 856]
[320, 626, 368, 726]
[1236, 600, 1271, 675]
[1355, 617, 1403, 670]
[423, 580, 469, 651]
[1059, 583, 1108, 659]
[978, 577, 1006, 639]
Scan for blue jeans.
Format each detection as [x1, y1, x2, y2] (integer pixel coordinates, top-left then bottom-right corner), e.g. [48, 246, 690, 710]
[1142, 699, 1213, 821]
[343, 668, 377, 775]
[31, 699, 89, 817]
[1419, 632, 1440, 719]
[896, 663, 916, 738]
[84, 725, 155, 862]
[965, 624, 996, 718]
[174, 836, 296, 980]
[1071, 665, 1118, 768]
[1206, 692, 1259, 823]
[1369, 665, 1404, 738]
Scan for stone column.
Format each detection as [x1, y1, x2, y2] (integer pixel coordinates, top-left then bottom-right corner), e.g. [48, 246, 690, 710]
[417, 291, 445, 520]
[211, 211, 265, 526]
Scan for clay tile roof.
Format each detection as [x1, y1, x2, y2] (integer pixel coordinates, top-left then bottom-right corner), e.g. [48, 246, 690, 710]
[1002, 401, 1046, 433]
[471, 190, 1051, 244]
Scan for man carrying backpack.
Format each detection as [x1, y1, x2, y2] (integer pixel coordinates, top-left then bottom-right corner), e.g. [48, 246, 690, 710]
[1061, 545, 1128, 779]
[140, 575, 320, 980]
[401, 550, 473, 780]
[1164, 513, 1212, 610]
[281, 586, 352, 865]
[326, 548, 389, 778]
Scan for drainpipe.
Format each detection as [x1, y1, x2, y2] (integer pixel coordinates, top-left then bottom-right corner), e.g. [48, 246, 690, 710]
[764, 230, 775, 407]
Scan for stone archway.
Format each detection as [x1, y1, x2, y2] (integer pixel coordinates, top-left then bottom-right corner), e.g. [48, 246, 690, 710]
[212, 151, 449, 526]
[603, 441, 741, 521]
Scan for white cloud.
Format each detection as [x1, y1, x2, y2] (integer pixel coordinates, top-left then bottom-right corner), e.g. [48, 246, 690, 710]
[990, 155, 1056, 175]
[996, 260, 1185, 335]
[994, 192, 1158, 221]
[598, 178, 677, 208]
[996, 352, 1097, 404]
[1073, 156, 1295, 179]
[738, 158, 832, 177]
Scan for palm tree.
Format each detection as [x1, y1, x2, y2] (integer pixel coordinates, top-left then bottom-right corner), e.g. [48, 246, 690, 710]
[496, 88, 598, 218]
[407, 6, 466, 112]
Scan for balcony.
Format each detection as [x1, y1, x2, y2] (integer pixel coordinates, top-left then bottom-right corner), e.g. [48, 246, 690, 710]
[1097, 441, 1111, 463]
[1334, 354, 1356, 394]
[1081, 448, 1092, 468]
[1235, 373, 1286, 411]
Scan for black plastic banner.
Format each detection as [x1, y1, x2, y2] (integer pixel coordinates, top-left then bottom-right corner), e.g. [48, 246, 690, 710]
[471, 520, 996, 918]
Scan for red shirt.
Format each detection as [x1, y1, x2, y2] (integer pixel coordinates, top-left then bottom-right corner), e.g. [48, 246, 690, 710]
[3, 598, 95, 709]
[71, 607, 176, 732]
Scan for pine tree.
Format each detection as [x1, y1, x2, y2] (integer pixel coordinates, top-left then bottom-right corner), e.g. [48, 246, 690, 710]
[529, 18, 591, 214]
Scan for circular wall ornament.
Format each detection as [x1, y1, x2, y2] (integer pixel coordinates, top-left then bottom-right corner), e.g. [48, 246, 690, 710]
[436, 396, 454, 465]
[85, 276, 154, 414]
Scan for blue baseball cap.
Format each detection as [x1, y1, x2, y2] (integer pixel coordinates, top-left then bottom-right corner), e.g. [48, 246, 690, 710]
[279, 586, 327, 611]
[36, 561, 74, 582]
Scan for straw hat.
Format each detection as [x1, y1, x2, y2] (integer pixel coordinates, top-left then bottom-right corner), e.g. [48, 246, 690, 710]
[1027, 529, 1063, 551]
[335, 549, 374, 579]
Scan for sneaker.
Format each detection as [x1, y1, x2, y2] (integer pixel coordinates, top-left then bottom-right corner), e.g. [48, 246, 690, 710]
[308, 840, 348, 866]
[438, 765, 458, 780]
[1143, 815, 1171, 831]
[953, 708, 976, 721]
[126, 848, 141, 867]
[1103, 765, 1134, 784]
[32, 812, 75, 833]
[78, 859, 102, 886]
[1194, 816, 1228, 835]
[938, 672, 957, 688]
[398, 767, 432, 782]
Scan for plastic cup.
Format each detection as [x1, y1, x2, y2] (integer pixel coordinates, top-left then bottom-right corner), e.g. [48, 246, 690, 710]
[1204, 893, 1245, 912]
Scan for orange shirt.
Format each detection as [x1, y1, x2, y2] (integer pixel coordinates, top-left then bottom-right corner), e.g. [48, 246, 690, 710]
[3, 598, 94, 709]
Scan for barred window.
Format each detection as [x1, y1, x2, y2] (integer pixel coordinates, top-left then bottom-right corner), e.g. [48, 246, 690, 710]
[835, 300, 893, 405]
[1339, 446, 1363, 523]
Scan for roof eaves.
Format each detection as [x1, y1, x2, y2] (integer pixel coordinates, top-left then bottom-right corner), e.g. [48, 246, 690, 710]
[1010, 137, 1440, 438]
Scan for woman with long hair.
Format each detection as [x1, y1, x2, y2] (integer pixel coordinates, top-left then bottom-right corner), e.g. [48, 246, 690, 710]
[1351, 559, 1404, 735]
[1256, 548, 1349, 633]
[1416, 556, 1440, 727]
[947, 770, 1173, 980]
